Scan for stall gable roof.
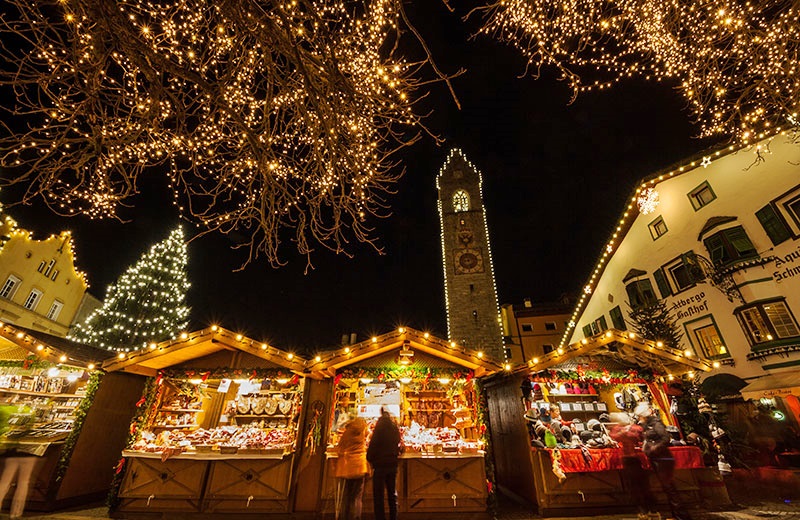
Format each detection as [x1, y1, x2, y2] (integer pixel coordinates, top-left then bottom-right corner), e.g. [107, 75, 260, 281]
[101, 326, 306, 376]
[0, 322, 107, 368]
[306, 327, 503, 378]
[517, 328, 711, 377]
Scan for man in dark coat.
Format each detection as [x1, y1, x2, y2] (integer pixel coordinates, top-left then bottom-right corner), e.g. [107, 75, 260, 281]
[367, 408, 403, 520]
[637, 403, 692, 520]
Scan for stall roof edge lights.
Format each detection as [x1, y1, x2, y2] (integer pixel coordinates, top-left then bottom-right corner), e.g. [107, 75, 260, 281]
[306, 326, 504, 377]
[101, 325, 308, 375]
[518, 329, 712, 378]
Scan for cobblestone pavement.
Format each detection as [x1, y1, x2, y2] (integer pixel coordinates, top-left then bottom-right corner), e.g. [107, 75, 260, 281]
[0, 499, 797, 520]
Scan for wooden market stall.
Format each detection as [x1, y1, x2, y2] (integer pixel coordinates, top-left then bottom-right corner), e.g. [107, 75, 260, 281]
[0, 323, 142, 511]
[485, 329, 729, 516]
[102, 326, 308, 518]
[301, 327, 503, 520]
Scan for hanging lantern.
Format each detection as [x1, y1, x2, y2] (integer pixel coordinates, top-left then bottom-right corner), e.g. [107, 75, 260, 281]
[637, 187, 660, 214]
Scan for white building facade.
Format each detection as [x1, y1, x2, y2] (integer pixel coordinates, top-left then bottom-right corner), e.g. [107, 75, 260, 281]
[565, 135, 800, 413]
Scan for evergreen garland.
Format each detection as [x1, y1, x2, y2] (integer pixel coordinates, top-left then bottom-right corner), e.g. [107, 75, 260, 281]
[531, 367, 656, 387]
[55, 371, 104, 481]
[474, 380, 497, 513]
[337, 366, 475, 382]
[159, 367, 300, 383]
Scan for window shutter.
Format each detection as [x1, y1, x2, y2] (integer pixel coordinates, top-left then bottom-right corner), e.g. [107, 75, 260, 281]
[582, 324, 593, 338]
[610, 306, 626, 330]
[756, 205, 792, 246]
[727, 227, 757, 257]
[598, 315, 608, 331]
[654, 268, 672, 298]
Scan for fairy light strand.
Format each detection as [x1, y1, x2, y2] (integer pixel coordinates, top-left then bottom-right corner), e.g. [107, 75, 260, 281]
[478, 0, 799, 143]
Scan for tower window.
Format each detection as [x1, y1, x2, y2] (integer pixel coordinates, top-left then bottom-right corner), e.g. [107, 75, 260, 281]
[453, 190, 470, 212]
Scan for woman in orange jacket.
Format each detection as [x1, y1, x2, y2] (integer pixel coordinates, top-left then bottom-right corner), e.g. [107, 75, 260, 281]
[336, 417, 369, 520]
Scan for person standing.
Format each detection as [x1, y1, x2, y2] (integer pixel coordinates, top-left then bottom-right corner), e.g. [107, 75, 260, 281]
[367, 408, 403, 520]
[637, 403, 692, 520]
[336, 417, 369, 520]
[610, 416, 656, 520]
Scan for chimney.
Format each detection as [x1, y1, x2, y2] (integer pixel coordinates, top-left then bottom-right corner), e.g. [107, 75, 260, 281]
[524, 298, 532, 308]
[350, 332, 357, 344]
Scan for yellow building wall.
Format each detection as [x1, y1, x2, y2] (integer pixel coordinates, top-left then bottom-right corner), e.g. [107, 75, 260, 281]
[0, 229, 88, 337]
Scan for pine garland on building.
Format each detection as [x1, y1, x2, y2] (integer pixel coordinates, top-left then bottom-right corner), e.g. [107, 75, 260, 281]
[68, 226, 190, 351]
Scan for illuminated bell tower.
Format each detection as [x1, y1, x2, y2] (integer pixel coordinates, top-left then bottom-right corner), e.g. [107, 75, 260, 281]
[437, 150, 504, 361]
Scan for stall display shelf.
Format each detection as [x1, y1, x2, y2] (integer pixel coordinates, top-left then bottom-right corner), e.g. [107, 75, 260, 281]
[235, 414, 291, 418]
[158, 408, 203, 413]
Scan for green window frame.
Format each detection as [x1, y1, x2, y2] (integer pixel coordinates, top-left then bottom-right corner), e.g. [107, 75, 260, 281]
[688, 181, 717, 210]
[703, 226, 758, 266]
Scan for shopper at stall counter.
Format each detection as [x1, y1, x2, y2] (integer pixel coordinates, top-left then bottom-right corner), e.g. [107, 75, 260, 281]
[336, 417, 369, 520]
[636, 403, 692, 520]
[610, 415, 656, 520]
[367, 408, 403, 520]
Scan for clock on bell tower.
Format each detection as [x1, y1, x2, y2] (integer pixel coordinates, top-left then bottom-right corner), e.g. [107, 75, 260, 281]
[436, 149, 504, 361]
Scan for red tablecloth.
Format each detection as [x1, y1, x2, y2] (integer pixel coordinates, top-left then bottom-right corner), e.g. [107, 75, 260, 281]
[545, 446, 704, 473]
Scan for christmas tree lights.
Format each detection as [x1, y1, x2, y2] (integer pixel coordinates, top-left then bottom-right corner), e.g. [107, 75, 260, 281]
[478, 0, 800, 143]
[0, 0, 451, 267]
[68, 226, 190, 351]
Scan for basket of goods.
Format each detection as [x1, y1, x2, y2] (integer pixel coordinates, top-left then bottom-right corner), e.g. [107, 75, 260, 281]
[278, 398, 293, 415]
[237, 398, 251, 414]
[251, 397, 266, 415]
[218, 445, 239, 454]
[265, 398, 279, 415]
[194, 444, 214, 453]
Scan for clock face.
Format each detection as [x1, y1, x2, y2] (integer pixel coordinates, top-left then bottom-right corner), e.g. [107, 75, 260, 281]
[455, 248, 484, 274]
[459, 252, 478, 269]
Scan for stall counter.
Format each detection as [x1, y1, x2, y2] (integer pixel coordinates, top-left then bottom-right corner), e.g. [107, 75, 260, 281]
[320, 451, 490, 518]
[530, 445, 708, 516]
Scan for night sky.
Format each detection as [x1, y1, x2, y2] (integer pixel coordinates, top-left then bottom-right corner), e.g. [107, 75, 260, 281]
[2, 2, 719, 354]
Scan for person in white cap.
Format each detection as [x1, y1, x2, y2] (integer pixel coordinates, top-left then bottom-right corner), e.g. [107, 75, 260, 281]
[636, 402, 692, 520]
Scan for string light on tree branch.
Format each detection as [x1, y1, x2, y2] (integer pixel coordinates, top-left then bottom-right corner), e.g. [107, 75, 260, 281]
[478, 0, 800, 144]
[0, 0, 455, 268]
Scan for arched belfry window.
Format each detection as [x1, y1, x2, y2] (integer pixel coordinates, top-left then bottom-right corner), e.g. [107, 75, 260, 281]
[453, 190, 469, 212]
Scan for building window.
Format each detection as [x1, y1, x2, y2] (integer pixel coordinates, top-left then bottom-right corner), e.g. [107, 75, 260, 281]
[610, 306, 626, 330]
[756, 204, 792, 246]
[766, 184, 800, 236]
[736, 299, 800, 345]
[582, 324, 593, 338]
[0, 275, 20, 299]
[37, 260, 46, 273]
[626, 279, 657, 310]
[591, 315, 608, 334]
[23, 289, 42, 311]
[43, 259, 56, 278]
[453, 190, 470, 212]
[46, 300, 64, 321]
[521, 323, 533, 332]
[545, 322, 556, 331]
[649, 216, 668, 240]
[694, 325, 727, 358]
[703, 226, 758, 266]
[542, 344, 554, 354]
[51, 270, 59, 282]
[688, 181, 716, 210]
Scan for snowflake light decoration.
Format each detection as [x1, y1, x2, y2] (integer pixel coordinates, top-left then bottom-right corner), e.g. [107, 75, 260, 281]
[637, 188, 660, 215]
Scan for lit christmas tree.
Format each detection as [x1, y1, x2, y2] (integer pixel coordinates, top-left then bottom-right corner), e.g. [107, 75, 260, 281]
[68, 226, 190, 351]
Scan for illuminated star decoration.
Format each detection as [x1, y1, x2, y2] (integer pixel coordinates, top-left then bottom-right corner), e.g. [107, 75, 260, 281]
[701, 156, 712, 168]
[478, 0, 800, 144]
[636, 187, 659, 215]
[0, 0, 439, 268]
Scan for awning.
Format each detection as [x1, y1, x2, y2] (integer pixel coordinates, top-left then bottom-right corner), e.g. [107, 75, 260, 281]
[739, 372, 800, 401]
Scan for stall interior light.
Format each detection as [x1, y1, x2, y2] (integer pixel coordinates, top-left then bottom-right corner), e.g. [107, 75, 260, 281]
[438, 377, 451, 385]
[87, 363, 95, 370]
[180, 332, 188, 339]
[315, 355, 322, 363]
[36, 345, 44, 351]
[47, 367, 59, 377]
[344, 347, 351, 354]
[117, 353, 126, 359]
[360, 377, 373, 384]
[399, 377, 412, 384]
[287, 353, 294, 360]
[477, 351, 484, 359]
[712, 361, 721, 368]
[189, 378, 203, 385]
[684, 349, 692, 357]
[149, 343, 157, 350]
[276, 378, 290, 385]
[67, 374, 79, 383]
[532, 357, 539, 364]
